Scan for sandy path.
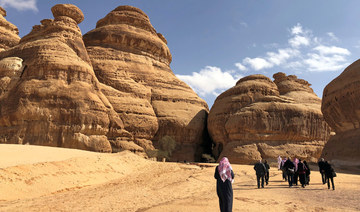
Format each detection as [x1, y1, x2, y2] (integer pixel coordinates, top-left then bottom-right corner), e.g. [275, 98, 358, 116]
[0, 145, 359, 211]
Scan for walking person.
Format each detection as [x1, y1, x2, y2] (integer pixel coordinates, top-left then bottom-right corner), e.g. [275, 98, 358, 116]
[284, 157, 295, 187]
[214, 157, 235, 212]
[264, 160, 270, 185]
[280, 157, 287, 181]
[254, 160, 267, 188]
[323, 161, 336, 190]
[318, 158, 326, 184]
[277, 156, 282, 170]
[303, 160, 310, 185]
[297, 159, 307, 188]
[293, 158, 299, 186]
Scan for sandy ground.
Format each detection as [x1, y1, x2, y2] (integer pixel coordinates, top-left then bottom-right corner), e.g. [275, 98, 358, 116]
[0, 144, 359, 212]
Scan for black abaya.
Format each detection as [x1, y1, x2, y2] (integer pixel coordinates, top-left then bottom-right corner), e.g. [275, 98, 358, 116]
[214, 166, 235, 212]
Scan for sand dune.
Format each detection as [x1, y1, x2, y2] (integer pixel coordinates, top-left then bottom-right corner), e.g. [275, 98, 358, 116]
[0, 145, 359, 211]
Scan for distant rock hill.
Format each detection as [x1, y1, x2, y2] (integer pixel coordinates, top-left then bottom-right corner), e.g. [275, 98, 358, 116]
[0, 4, 209, 161]
[321, 59, 360, 168]
[208, 72, 331, 164]
[0, 7, 20, 51]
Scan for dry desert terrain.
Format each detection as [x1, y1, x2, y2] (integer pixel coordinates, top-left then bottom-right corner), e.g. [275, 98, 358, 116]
[0, 144, 359, 212]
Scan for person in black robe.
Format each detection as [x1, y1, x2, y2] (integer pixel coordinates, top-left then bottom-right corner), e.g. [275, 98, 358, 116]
[254, 160, 267, 188]
[318, 158, 326, 184]
[303, 160, 310, 185]
[264, 160, 270, 185]
[297, 159, 307, 188]
[284, 157, 295, 187]
[324, 161, 335, 190]
[214, 157, 235, 212]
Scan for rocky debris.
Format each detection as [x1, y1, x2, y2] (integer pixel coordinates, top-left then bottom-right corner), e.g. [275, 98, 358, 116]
[83, 6, 209, 161]
[321, 59, 360, 167]
[208, 73, 330, 164]
[0, 6, 20, 50]
[0, 4, 131, 152]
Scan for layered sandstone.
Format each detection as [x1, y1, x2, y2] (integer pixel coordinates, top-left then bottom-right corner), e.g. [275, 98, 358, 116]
[0, 4, 131, 152]
[208, 73, 330, 164]
[0, 7, 20, 50]
[321, 59, 360, 167]
[83, 6, 209, 161]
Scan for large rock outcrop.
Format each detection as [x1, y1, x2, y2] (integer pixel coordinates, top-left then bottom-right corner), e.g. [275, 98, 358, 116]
[321, 59, 360, 168]
[83, 6, 209, 161]
[0, 7, 20, 50]
[0, 4, 131, 152]
[208, 73, 331, 164]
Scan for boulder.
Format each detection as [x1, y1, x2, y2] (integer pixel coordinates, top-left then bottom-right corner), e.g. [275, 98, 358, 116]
[0, 7, 20, 49]
[82, 6, 209, 161]
[0, 4, 131, 152]
[321, 59, 360, 169]
[208, 73, 330, 164]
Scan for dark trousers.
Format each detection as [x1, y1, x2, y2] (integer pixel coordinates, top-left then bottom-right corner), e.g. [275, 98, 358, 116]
[287, 173, 294, 187]
[282, 170, 287, 181]
[265, 172, 269, 184]
[293, 173, 299, 185]
[327, 177, 335, 190]
[299, 174, 306, 187]
[256, 175, 264, 188]
[306, 174, 310, 185]
[321, 171, 326, 184]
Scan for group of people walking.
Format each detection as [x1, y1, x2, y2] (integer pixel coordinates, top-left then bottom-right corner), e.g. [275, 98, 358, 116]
[278, 156, 310, 188]
[214, 156, 337, 212]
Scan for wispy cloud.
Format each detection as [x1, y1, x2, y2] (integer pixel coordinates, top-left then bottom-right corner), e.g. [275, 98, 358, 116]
[0, 0, 38, 12]
[176, 66, 240, 97]
[236, 23, 351, 72]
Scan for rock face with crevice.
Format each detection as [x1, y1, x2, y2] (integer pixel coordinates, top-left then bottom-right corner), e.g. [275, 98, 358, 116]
[83, 6, 209, 161]
[321, 59, 360, 168]
[208, 73, 330, 164]
[0, 4, 132, 152]
[0, 7, 20, 50]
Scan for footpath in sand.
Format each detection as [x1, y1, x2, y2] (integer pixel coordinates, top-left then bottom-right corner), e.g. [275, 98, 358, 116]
[0, 144, 359, 211]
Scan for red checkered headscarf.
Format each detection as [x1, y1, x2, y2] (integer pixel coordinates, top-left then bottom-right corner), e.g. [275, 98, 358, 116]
[218, 157, 233, 182]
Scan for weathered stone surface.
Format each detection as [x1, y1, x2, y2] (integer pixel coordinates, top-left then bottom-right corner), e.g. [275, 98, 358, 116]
[0, 7, 20, 49]
[208, 73, 330, 164]
[321, 59, 360, 167]
[0, 4, 131, 152]
[83, 6, 209, 161]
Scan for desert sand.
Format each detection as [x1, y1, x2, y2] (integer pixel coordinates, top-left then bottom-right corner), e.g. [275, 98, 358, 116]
[0, 144, 359, 212]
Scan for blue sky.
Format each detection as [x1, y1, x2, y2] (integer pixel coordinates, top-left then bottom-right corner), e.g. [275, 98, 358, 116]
[1, 0, 359, 108]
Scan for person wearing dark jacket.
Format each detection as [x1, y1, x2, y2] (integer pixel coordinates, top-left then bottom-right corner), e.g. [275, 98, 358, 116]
[214, 157, 235, 212]
[297, 159, 307, 188]
[254, 160, 267, 188]
[318, 158, 326, 184]
[284, 157, 295, 187]
[264, 160, 270, 185]
[323, 161, 335, 190]
[303, 160, 310, 185]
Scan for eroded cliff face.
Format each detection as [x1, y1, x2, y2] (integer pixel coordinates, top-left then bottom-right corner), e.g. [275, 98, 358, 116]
[0, 4, 131, 152]
[321, 59, 360, 167]
[0, 7, 20, 50]
[208, 73, 330, 164]
[80, 6, 210, 161]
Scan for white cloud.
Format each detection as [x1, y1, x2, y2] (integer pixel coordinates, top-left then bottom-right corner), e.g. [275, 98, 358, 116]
[304, 53, 349, 71]
[243, 57, 273, 70]
[176, 66, 240, 97]
[239, 21, 248, 28]
[235, 23, 351, 73]
[313, 45, 350, 55]
[0, 0, 37, 12]
[266, 48, 300, 65]
[291, 23, 303, 35]
[327, 32, 339, 42]
[235, 63, 247, 71]
[289, 35, 310, 48]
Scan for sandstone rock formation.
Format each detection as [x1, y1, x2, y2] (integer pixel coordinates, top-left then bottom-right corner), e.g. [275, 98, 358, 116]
[208, 73, 331, 164]
[83, 6, 209, 161]
[321, 59, 360, 167]
[0, 4, 131, 153]
[0, 7, 20, 50]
